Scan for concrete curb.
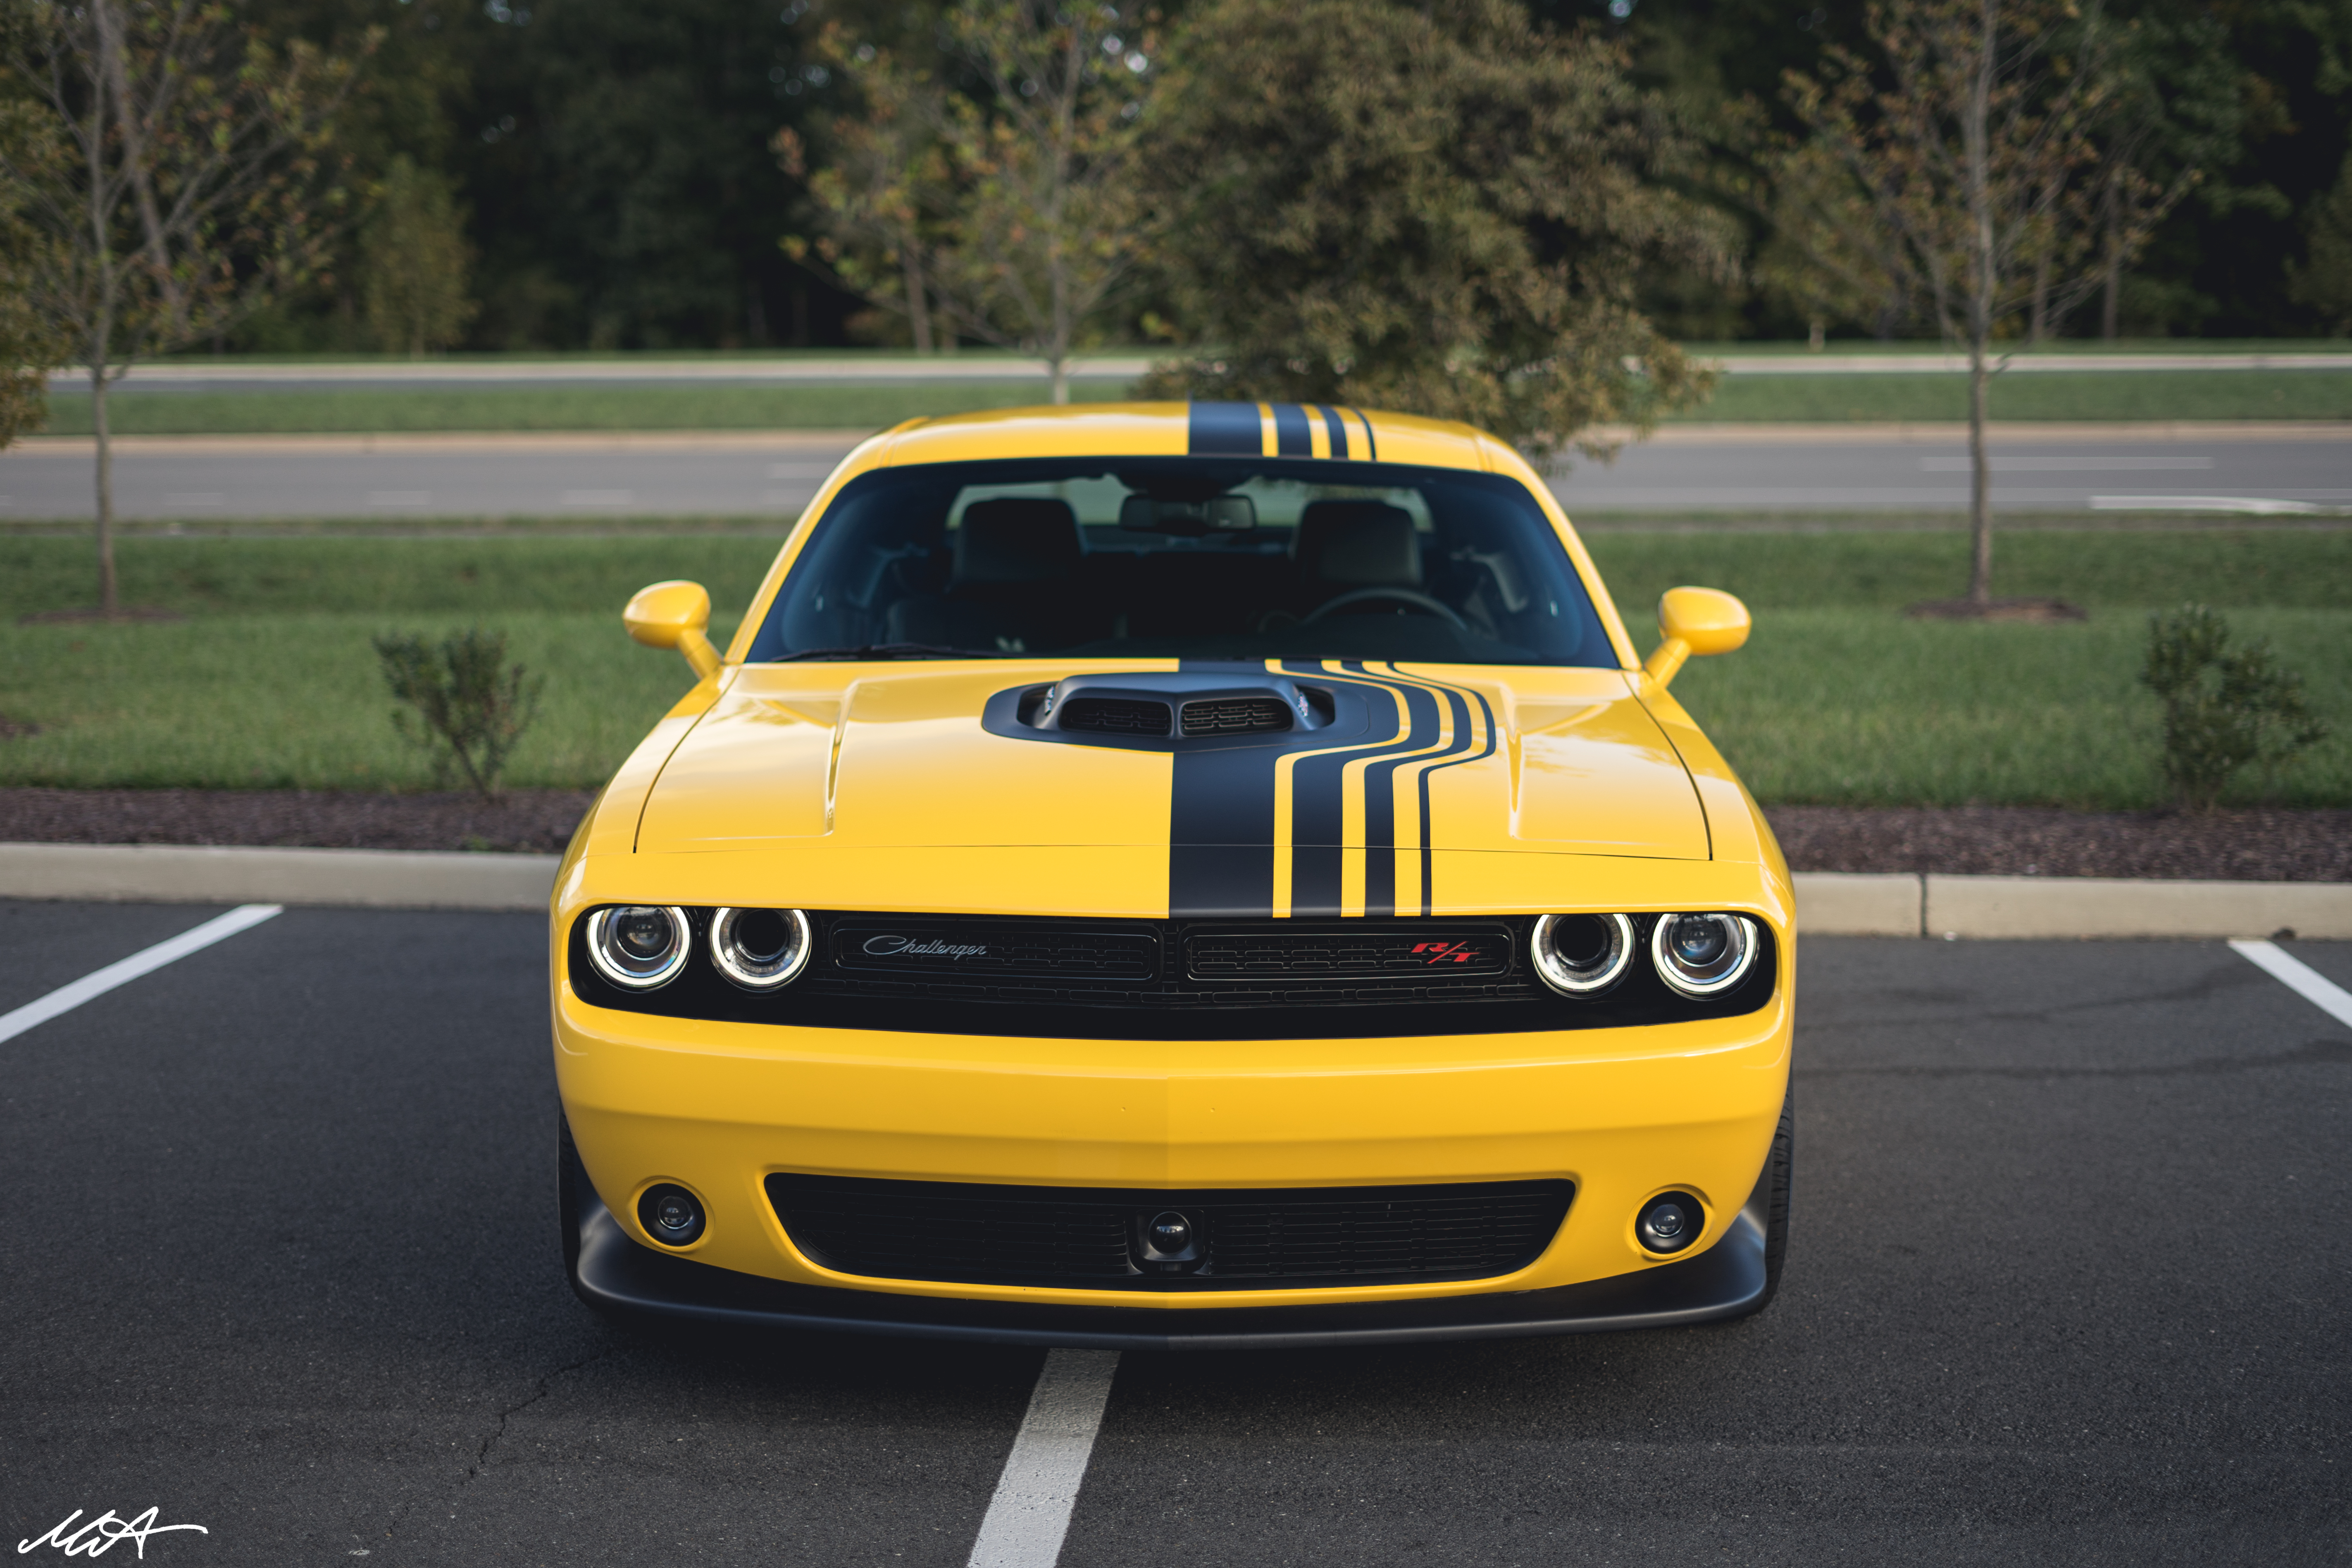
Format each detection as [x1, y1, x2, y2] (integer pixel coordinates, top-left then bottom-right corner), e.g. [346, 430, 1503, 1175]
[1, 845, 2345, 938]
[0, 843, 561, 910]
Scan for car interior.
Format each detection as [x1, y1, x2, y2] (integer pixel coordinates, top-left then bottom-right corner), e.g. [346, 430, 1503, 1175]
[743, 458, 1619, 667]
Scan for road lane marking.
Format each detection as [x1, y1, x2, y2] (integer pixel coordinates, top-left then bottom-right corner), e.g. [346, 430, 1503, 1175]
[0, 904, 282, 1044]
[1919, 455, 2213, 472]
[967, 1349, 1119, 1568]
[2230, 940, 2352, 1029]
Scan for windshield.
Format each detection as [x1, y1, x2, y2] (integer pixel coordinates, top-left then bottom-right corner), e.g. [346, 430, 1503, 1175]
[743, 458, 1619, 667]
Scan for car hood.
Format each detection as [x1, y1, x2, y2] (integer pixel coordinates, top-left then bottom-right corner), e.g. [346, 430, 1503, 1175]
[632, 661, 1709, 913]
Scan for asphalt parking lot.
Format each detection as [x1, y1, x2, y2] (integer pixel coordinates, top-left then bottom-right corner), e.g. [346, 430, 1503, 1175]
[2, 900, 2346, 1566]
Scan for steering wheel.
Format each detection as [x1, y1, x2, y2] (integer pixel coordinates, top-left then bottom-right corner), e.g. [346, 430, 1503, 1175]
[1301, 587, 1468, 629]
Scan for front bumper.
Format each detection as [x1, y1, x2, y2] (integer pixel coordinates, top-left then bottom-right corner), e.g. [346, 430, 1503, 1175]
[568, 1163, 1773, 1349]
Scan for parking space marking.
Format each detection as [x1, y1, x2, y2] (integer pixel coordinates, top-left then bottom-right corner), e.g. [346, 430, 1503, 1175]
[0, 904, 281, 1044]
[967, 1349, 1120, 1568]
[2230, 939, 2352, 1028]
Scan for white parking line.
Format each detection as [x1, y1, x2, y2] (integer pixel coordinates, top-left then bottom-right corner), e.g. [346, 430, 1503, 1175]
[967, 1349, 1120, 1568]
[2230, 940, 2352, 1029]
[0, 904, 283, 1045]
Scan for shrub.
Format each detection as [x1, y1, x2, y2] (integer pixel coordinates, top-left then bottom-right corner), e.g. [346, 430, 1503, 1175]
[2140, 605, 2328, 810]
[373, 628, 544, 799]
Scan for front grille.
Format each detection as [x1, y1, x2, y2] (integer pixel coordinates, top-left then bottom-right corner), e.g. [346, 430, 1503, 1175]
[1059, 697, 1172, 735]
[570, 911, 1780, 1039]
[1186, 924, 1512, 980]
[1181, 697, 1293, 736]
[768, 1174, 1574, 1291]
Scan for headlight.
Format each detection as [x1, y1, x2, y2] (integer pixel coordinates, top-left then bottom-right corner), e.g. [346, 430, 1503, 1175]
[1650, 912, 1759, 997]
[1530, 912, 1636, 996]
[586, 905, 692, 989]
[710, 907, 813, 990]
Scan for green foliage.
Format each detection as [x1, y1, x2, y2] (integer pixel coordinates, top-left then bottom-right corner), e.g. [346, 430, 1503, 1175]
[791, 2, 1156, 398]
[372, 626, 546, 798]
[0, 100, 71, 448]
[1134, 0, 1729, 459]
[2287, 153, 2352, 334]
[360, 156, 477, 357]
[2138, 604, 2328, 810]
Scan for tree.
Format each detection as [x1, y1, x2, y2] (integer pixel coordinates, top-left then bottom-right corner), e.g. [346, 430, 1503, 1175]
[2288, 151, 2352, 334]
[0, 98, 71, 447]
[3, 0, 369, 616]
[360, 154, 475, 356]
[1787, 0, 2180, 610]
[1133, 0, 1731, 461]
[791, 1, 1156, 401]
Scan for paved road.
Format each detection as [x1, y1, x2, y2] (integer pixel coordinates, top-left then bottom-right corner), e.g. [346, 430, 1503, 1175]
[59, 349, 2352, 391]
[2, 899, 2346, 1565]
[6, 427, 2348, 520]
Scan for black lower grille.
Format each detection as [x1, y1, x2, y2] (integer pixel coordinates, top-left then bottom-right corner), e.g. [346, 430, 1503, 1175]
[767, 1175, 1574, 1291]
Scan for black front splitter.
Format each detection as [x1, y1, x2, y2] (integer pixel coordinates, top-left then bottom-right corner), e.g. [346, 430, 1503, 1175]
[568, 1194, 1770, 1351]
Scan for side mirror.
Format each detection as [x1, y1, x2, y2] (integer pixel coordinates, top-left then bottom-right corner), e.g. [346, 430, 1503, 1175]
[624, 579, 723, 681]
[1642, 586, 1750, 689]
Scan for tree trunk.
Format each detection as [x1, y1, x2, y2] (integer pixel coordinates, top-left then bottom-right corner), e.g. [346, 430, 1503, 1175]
[92, 368, 118, 617]
[1965, 0, 1997, 608]
[2029, 251, 2051, 343]
[903, 243, 933, 355]
[1049, 354, 1069, 406]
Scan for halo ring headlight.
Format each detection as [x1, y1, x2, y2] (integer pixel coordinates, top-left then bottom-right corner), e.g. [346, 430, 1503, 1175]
[1650, 913, 1759, 998]
[1531, 912, 1636, 996]
[586, 905, 692, 990]
[710, 907, 813, 991]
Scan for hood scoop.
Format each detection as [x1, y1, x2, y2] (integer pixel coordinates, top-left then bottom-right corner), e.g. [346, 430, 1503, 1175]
[1004, 672, 1342, 748]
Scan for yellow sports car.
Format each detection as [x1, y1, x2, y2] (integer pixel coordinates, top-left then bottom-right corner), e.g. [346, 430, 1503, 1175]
[553, 401, 1792, 1348]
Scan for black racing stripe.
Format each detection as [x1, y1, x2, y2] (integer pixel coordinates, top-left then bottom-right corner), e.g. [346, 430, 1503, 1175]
[1273, 665, 1403, 919]
[1344, 407, 1377, 460]
[1318, 405, 1350, 460]
[1403, 675, 1498, 917]
[1353, 679, 1445, 917]
[1272, 403, 1313, 457]
[1169, 731, 1284, 919]
[1187, 401, 1263, 455]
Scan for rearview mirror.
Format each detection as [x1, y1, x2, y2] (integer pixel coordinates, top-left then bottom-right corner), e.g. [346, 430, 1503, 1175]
[624, 579, 722, 681]
[1118, 494, 1257, 535]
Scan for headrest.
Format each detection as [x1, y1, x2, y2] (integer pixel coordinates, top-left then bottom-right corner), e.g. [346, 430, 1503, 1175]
[1294, 500, 1422, 587]
[953, 497, 1082, 585]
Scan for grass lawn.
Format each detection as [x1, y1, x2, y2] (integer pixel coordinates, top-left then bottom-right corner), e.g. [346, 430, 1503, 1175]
[32, 366, 2352, 435]
[36, 380, 1132, 436]
[2, 529, 2344, 805]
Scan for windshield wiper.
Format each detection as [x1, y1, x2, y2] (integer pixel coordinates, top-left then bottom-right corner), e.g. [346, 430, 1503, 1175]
[775, 642, 1003, 662]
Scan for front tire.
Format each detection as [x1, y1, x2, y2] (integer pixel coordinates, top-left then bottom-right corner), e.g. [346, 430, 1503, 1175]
[1753, 1085, 1794, 1310]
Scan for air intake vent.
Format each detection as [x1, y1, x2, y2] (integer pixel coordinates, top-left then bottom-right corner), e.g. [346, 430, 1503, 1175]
[1059, 697, 1172, 736]
[1180, 697, 1294, 737]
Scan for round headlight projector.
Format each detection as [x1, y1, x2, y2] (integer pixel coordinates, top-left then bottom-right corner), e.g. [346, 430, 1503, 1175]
[1636, 1191, 1703, 1255]
[710, 907, 813, 991]
[1650, 912, 1759, 998]
[1531, 912, 1636, 996]
[586, 905, 692, 990]
[637, 1183, 706, 1248]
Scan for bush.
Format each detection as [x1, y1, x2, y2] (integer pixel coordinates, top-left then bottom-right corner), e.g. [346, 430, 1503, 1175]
[2140, 605, 2328, 810]
[373, 628, 545, 799]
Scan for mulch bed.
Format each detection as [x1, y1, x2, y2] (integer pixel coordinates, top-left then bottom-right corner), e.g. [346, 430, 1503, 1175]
[2, 788, 2347, 882]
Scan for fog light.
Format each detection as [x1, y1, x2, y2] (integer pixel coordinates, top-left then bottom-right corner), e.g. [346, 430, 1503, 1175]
[710, 907, 813, 990]
[586, 905, 692, 990]
[1531, 912, 1635, 996]
[1650, 912, 1759, 998]
[638, 1183, 705, 1247]
[1636, 1192, 1701, 1254]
